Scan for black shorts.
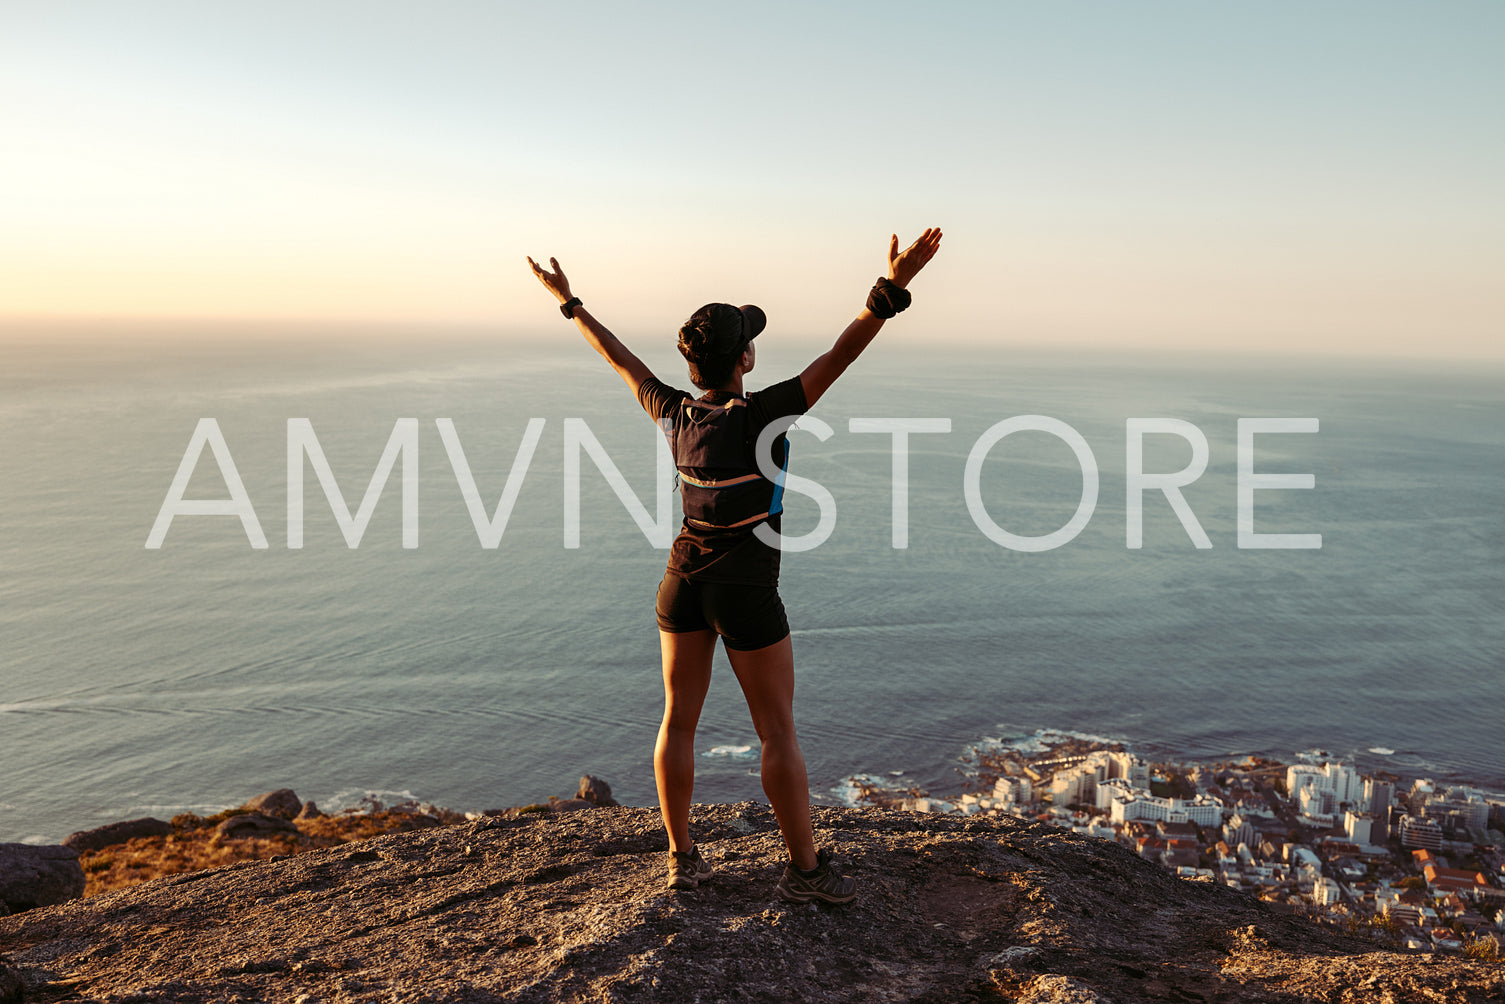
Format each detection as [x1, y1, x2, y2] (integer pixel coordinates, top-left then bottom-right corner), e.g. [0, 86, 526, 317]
[655, 571, 790, 651]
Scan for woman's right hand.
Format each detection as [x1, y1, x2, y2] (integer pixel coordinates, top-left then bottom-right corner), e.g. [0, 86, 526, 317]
[527, 255, 573, 304]
[886, 228, 943, 288]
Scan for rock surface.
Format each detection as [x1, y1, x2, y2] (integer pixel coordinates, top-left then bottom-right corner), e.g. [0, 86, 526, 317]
[242, 789, 303, 820]
[213, 812, 298, 840]
[0, 957, 22, 1003]
[2, 805, 1501, 1003]
[61, 818, 173, 853]
[578, 775, 620, 808]
[0, 844, 84, 914]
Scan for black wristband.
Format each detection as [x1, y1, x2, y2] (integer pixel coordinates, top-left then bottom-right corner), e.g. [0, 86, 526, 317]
[866, 277, 911, 319]
[560, 297, 582, 319]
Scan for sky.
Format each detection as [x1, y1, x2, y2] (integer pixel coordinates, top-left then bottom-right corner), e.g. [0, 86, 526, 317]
[1, 1, 1502, 359]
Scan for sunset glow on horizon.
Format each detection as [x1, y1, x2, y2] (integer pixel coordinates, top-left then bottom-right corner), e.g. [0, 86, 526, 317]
[3, 2, 1502, 360]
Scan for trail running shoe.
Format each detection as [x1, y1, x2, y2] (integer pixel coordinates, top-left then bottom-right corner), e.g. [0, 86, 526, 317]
[776, 848, 856, 904]
[666, 845, 714, 890]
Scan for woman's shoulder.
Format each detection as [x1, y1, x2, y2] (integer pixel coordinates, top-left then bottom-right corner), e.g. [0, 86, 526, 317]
[746, 375, 808, 421]
[637, 375, 692, 420]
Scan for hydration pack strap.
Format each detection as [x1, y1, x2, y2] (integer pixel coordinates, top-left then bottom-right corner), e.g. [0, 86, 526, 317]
[685, 397, 746, 417]
[685, 510, 774, 530]
[677, 471, 763, 489]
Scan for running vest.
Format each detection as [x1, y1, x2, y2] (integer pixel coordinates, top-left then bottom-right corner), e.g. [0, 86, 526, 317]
[662, 395, 789, 531]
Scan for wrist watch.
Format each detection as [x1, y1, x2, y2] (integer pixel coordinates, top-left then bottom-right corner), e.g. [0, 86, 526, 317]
[560, 297, 582, 319]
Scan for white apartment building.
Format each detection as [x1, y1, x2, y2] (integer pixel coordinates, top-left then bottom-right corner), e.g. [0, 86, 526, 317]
[1223, 813, 1255, 848]
[1096, 777, 1139, 812]
[1286, 762, 1363, 808]
[1313, 877, 1343, 907]
[1108, 790, 1223, 828]
[1343, 810, 1373, 845]
[1297, 784, 1336, 825]
[1425, 787, 1489, 832]
[1050, 763, 1098, 806]
[992, 776, 1032, 806]
[1050, 750, 1151, 807]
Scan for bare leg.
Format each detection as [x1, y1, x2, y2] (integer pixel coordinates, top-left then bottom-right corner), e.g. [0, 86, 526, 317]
[727, 634, 818, 872]
[655, 628, 717, 853]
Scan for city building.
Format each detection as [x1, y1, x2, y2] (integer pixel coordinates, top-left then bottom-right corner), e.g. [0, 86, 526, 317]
[1313, 877, 1343, 906]
[1364, 777, 1394, 816]
[1287, 762, 1362, 808]
[1343, 810, 1373, 845]
[992, 776, 1031, 806]
[1223, 812, 1255, 848]
[1398, 815, 1444, 850]
[1424, 787, 1490, 834]
[1107, 789, 1223, 828]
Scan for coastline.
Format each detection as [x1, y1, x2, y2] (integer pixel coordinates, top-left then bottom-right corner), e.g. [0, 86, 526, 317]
[840, 730, 1505, 958]
[837, 729, 1505, 808]
[12, 728, 1505, 849]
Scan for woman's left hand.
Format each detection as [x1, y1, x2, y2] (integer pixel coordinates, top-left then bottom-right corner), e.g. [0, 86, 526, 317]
[886, 228, 943, 289]
[527, 255, 573, 304]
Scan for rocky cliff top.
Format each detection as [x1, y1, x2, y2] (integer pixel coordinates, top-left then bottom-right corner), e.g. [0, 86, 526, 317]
[3, 803, 1501, 1003]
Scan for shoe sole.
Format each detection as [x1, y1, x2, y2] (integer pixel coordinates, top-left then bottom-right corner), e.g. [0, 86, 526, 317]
[776, 879, 856, 904]
[667, 868, 714, 890]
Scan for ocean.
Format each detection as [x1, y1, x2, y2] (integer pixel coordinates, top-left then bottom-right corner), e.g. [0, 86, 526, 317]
[2, 329, 1502, 844]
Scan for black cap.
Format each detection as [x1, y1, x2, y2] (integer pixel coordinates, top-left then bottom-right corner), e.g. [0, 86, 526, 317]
[738, 304, 766, 343]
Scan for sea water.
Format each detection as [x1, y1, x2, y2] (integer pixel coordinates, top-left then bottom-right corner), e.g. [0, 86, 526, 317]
[2, 329, 1501, 843]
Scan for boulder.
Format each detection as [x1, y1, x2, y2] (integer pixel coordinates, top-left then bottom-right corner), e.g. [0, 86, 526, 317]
[577, 775, 619, 807]
[215, 813, 297, 840]
[242, 789, 302, 820]
[0, 843, 84, 912]
[295, 800, 323, 822]
[62, 817, 172, 853]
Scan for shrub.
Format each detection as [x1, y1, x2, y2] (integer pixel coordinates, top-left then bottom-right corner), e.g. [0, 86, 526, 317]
[1463, 936, 1501, 961]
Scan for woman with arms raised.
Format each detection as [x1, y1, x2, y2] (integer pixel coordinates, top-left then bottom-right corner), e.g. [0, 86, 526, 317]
[527, 228, 942, 902]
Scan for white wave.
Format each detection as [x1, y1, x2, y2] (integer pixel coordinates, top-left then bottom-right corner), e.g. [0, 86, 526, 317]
[326, 787, 422, 813]
[829, 779, 865, 807]
[1368, 747, 1396, 756]
[701, 745, 755, 759]
[831, 772, 908, 807]
[974, 727, 1126, 758]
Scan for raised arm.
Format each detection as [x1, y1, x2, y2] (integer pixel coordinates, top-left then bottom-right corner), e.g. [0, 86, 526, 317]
[527, 255, 655, 395]
[799, 228, 942, 408]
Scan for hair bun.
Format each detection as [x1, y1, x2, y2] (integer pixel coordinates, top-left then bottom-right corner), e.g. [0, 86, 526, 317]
[677, 303, 741, 361]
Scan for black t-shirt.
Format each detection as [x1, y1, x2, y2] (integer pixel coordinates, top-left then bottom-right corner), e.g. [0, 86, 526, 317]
[637, 374, 809, 585]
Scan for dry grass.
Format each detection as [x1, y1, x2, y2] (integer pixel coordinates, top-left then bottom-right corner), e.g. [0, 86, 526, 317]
[79, 803, 468, 898]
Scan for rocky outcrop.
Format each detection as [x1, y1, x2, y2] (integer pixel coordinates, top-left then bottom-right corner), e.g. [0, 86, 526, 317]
[0, 844, 84, 914]
[213, 812, 297, 840]
[1, 805, 1500, 1003]
[578, 775, 619, 808]
[61, 818, 172, 853]
[241, 789, 303, 820]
